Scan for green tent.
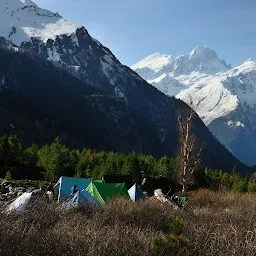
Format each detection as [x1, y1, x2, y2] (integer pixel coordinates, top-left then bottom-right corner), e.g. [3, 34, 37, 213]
[86, 181, 129, 205]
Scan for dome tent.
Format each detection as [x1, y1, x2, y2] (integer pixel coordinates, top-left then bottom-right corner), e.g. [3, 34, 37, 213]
[128, 184, 146, 201]
[86, 181, 129, 205]
[61, 189, 100, 210]
[54, 176, 93, 201]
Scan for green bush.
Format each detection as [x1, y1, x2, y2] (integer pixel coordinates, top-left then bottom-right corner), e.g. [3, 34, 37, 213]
[169, 217, 183, 235]
[151, 234, 189, 256]
[233, 179, 247, 193]
[5, 170, 12, 181]
[247, 183, 256, 193]
[151, 217, 189, 256]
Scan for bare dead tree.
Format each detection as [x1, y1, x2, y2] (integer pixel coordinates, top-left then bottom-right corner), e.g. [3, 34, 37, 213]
[178, 97, 203, 194]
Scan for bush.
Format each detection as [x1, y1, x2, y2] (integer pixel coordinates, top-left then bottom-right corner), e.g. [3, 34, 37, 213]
[247, 183, 256, 193]
[169, 217, 183, 235]
[4, 170, 12, 181]
[233, 179, 247, 193]
[151, 234, 189, 256]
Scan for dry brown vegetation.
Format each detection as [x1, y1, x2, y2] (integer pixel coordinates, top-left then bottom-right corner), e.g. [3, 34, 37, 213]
[1, 190, 256, 256]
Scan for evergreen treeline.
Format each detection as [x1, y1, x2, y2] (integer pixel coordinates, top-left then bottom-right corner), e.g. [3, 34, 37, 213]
[0, 135, 255, 193]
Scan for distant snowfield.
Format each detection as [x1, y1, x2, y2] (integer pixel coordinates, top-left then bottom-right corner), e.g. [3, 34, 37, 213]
[0, 0, 81, 46]
[177, 60, 256, 125]
[176, 74, 239, 125]
[132, 53, 173, 73]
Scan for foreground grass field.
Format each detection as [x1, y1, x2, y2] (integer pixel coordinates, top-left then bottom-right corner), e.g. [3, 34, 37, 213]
[1, 189, 256, 256]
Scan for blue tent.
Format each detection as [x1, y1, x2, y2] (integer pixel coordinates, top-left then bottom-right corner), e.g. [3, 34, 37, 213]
[61, 190, 100, 209]
[128, 184, 146, 201]
[54, 176, 92, 201]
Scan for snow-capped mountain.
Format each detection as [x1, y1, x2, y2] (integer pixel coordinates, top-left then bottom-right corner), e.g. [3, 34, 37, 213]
[178, 60, 256, 166]
[177, 60, 256, 125]
[0, 0, 138, 97]
[131, 45, 231, 96]
[0, 0, 251, 171]
[0, 0, 80, 45]
[132, 47, 256, 166]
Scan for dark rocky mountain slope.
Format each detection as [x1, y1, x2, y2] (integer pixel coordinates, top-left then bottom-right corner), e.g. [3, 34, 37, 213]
[0, 45, 251, 174]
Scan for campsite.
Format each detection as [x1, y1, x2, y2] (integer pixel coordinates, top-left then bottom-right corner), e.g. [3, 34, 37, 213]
[1, 0, 256, 255]
[1, 175, 256, 255]
[1, 137, 256, 255]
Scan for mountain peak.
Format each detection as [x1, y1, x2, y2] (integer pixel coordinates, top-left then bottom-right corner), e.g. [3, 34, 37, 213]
[0, 0, 37, 9]
[0, 0, 81, 46]
[189, 44, 218, 59]
[190, 44, 209, 53]
[20, 0, 37, 6]
[132, 44, 230, 81]
[245, 58, 253, 62]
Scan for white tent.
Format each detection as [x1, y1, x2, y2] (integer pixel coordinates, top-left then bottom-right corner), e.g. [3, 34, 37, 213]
[6, 192, 33, 213]
[128, 184, 146, 201]
[61, 190, 100, 210]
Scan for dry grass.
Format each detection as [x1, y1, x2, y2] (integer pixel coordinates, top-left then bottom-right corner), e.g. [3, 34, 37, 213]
[1, 190, 256, 255]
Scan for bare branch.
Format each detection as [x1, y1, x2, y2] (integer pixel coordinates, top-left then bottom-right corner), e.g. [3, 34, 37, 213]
[177, 108, 203, 194]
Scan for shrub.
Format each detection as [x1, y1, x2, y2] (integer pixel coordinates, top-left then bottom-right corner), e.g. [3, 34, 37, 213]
[233, 179, 247, 193]
[4, 170, 12, 181]
[247, 183, 256, 193]
[169, 216, 183, 235]
[151, 234, 189, 256]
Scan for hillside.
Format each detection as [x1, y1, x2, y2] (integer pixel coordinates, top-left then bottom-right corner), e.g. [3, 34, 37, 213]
[0, 47, 162, 155]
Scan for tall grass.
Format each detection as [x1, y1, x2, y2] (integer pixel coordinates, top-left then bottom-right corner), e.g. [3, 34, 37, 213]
[1, 190, 256, 255]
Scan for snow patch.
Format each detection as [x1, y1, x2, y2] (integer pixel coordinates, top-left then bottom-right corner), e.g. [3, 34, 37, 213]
[131, 52, 173, 73]
[149, 73, 187, 96]
[47, 47, 61, 62]
[21, 0, 37, 6]
[0, 76, 5, 91]
[227, 121, 245, 128]
[71, 33, 79, 47]
[115, 87, 125, 98]
[103, 54, 114, 65]
[1, 77, 5, 87]
[100, 59, 112, 78]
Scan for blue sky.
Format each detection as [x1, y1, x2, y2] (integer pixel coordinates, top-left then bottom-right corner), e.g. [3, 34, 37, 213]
[33, 0, 256, 67]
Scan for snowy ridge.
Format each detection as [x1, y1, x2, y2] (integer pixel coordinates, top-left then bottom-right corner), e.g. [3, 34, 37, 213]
[0, 0, 132, 98]
[177, 74, 239, 125]
[131, 45, 230, 96]
[0, 0, 81, 45]
[131, 53, 173, 73]
[149, 73, 187, 96]
[177, 60, 256, 125]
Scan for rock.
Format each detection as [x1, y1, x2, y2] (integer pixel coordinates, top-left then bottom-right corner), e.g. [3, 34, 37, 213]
[8, 186, 15, 193]
[17, 191, 23, 197]
[0, 184, 8, 193]
[15, 187, 26, 193]
[26, 187, 35, 193]
[32, 188, 45, 196]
